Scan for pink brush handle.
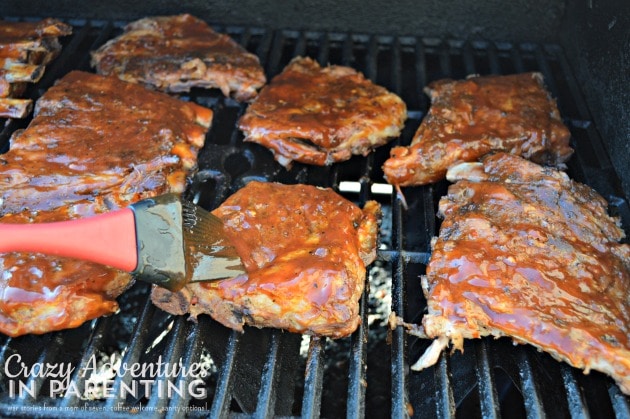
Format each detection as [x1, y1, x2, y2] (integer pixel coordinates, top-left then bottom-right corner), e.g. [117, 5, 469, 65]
[0, 208, 138, 272]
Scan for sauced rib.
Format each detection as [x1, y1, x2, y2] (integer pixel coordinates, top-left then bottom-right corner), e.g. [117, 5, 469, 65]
[0, 18, 72, 118]
[382, 73, 573, 187]
[0, 207, 132, 337]
[91, 14, 266, 102]
[238, 56, 407, 168]
[0, 71, 212, 216]
[0, 18, 71, 64]
[0, 71, 212, 336]
[152, 181, 381, 339]
[414, 153, 630, 394]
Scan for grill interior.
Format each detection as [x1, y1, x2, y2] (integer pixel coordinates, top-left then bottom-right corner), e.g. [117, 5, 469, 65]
[0, 17, 629, 418]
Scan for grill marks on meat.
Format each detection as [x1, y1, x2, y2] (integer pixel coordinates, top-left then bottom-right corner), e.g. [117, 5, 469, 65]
[0, 18, 72, 118]
[415, 153, 630, 394]
[238, 56, 407, 168]
[382, 73, 573, 187]
[91, 14, 266, 102]
[152, 181, 381, 339]
[0, 71, 212, 336]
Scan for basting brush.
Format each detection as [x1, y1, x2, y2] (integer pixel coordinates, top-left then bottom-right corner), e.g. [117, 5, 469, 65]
[0, 194, 246, 291]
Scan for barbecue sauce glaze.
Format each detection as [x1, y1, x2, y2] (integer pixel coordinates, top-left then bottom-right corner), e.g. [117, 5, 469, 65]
[152, 182, 381, 339]
[383, 72, 573, 186]
[422, 153, 630, 394]
[239, 56, 407, 167]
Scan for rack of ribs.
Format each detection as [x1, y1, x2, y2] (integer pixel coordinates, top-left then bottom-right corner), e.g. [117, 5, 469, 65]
[408, 152, 630, 395]
[0, 18, 72, 118]
[382, 73, 573, 187]
[91, 14, 266, 102]
[152, 181, 381, 339]
[238, 56, 407, 168]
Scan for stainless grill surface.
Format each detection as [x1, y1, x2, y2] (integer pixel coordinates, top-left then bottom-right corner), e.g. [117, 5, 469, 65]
[0, 17, 628, 418]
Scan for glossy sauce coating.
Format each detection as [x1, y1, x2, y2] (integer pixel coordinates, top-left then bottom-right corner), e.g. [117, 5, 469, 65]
[0, 18, 72, 118]
[0, 71, 211, 215]
[422, 153, 630, 394]
[0, 207, 130, 337]
[91, 14, 266, 101]
[238, 56, 407, 167]
[383, 72, 573, 186]
[152, 181, 381, 338]
[0, 71, 211, 336]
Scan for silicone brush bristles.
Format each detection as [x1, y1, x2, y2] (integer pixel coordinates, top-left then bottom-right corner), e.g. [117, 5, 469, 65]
[181, 200, 246, 284]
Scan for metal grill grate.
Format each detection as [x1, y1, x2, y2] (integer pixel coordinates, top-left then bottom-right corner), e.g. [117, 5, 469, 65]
[0, 17, 628, 418]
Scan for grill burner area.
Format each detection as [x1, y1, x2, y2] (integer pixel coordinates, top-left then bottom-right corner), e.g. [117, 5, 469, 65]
[0, 17, 628, 418]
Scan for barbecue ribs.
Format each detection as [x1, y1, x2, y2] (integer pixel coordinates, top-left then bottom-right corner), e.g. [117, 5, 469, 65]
[91, 14, 266, 102]
[238, 56, 407, 168]
[152, 181, 381, 338]
[0, 71, 212, 336]
[0, 18, 72, 118]
[411, 153, 630, 394]
[382, 73, 573, 187]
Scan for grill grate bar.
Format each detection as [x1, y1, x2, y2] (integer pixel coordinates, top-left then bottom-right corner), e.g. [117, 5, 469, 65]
[510, 45, 526, 73]
[414, 38, 429, 112]
[390, 37, 403, 95]
[559, 364, 589, 419]
[346, 295, 368, 419]
[254, 29, 274, 70]
[438, 40, 452, 78]
[517, 350, 545, 419]
[266, 30, 288, 77]
[168, 322, 207, 417]
[486, 42, 502, 74]
[609, 383, 630, 418]
[390, 138, 409, 419]
[390, 255, 408, 419]
[15, 334, 65, 404]
[533, 45, 561, 99]
[342, 34, 354, 67]
[300, 338, 325, 418]
[208, 331, 240, 418]
[146, 318, 190, 412]
[316, 32, 330, 65]
[462, 41, 476, 75]
[293, 31, 308, 59]
[58, 316, 115, 409]
[103, 293, 159, 409]
[345, 149, 376, 418]
[253, 331, 282, 418]
[434, 354, 455, 418]
[474, 340, 501, 419]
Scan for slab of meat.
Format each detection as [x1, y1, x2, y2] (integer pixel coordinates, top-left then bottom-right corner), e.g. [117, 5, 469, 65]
[0, 71, 212, 336]
[0, 70, 212, 216]
[91, 14, 266, 102]
[0, 18, 72, 118]
[152, 181, 381, 339]
[238, 56, 407, 168]
[0, 18, 71, 64]
[411, 153, 630, 394]
[382, 73, 573, 187]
